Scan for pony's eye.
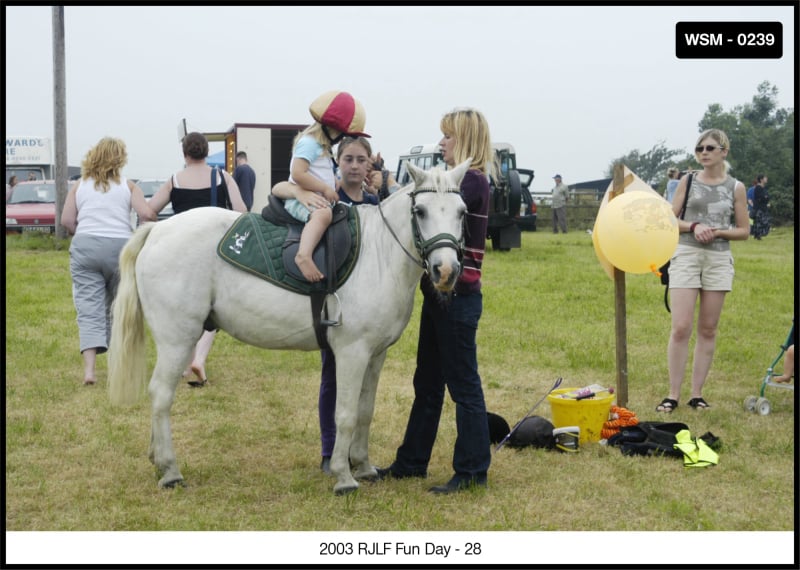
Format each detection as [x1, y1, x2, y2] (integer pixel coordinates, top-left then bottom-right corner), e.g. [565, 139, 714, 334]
[413, 206, 426, 219]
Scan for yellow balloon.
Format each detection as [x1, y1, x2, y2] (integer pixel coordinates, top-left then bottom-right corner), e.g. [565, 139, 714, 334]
[593, 180, 616, 280]
[592, 215, 615, 280]
[596, 192, 678, 274]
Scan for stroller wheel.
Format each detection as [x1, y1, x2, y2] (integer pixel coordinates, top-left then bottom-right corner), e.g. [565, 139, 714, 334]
[743, 395, 757, 413]
[755, 397, 771, 416]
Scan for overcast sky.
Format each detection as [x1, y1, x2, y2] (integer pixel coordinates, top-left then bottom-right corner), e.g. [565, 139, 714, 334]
[4, 4, 796, 193]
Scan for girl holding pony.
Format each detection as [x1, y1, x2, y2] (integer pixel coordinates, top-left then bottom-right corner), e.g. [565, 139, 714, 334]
[273, 136, 380, 473]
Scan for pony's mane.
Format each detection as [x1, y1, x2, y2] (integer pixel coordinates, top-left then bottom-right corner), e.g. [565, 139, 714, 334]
[390, 165, 456, 201]
[427, 167, 452, 194]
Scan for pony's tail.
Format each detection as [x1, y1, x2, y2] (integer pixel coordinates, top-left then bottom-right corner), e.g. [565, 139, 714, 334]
[108, 223, 155, 406]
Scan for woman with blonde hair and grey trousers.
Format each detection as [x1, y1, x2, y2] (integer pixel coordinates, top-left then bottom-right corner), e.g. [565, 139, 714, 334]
[62, 137, 158, 385]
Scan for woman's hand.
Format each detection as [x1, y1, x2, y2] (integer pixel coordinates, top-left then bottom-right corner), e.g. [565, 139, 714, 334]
[693, 223, 715, 244]
[366, 169, 383, 194]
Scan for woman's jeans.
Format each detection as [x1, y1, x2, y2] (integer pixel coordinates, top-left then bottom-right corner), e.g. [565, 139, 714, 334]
[390, 290, 490, 483]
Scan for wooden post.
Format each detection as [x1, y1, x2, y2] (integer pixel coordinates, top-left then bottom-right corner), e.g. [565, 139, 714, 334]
[610, 164, 628, 407]
[52, 6, 68, 240]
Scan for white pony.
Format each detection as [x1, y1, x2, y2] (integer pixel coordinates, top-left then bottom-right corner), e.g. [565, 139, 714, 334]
[108, 160, 469, 495]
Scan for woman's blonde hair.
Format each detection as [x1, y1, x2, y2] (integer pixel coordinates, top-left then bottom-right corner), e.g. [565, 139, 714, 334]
[695, 128, 732, 174]
[293, 122, 333, 156]
[81, 137, 128, 192]
[440, 108, 497, 179]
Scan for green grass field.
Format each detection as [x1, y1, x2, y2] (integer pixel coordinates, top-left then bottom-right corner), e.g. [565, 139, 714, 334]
[5, 226, 795, 564]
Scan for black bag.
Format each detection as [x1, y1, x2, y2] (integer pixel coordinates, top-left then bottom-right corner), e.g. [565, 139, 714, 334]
[661, 173, 692, 312]
[659, 261, 670, 286]
[607, 421, 720, 458]
[658, 260, 671, 311]
[210, 167, 232, 210]
[607, 421, 688, 458]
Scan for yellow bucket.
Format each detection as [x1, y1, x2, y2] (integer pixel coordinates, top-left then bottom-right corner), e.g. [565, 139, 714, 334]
[547, 387, 614, 443]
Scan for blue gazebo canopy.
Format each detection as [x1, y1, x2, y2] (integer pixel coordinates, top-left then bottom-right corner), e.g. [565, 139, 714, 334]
[207, 150, 225, 168]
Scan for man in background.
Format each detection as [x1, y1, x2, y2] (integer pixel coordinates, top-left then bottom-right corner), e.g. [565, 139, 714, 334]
[233, 151, 257, 211]
[550, 174, 569, 234]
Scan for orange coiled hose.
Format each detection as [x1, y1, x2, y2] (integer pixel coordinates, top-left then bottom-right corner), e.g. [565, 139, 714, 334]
[601, 405, 639, 440]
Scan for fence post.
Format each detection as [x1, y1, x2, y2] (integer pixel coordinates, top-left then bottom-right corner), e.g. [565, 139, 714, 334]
[610, 164, 628, 407]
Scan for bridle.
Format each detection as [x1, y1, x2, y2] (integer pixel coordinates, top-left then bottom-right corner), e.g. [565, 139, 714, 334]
[377, 187, 464, 272]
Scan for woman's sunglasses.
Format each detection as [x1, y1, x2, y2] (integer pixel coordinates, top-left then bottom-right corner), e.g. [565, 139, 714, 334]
[695, 145, 724, 153]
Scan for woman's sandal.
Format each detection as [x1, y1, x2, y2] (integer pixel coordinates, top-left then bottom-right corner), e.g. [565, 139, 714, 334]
[187, 378, 208, 388]
[655, 398, 678, 413]
[687, 397, 711, 410]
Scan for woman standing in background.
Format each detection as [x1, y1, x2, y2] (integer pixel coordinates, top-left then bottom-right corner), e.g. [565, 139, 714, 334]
[656, 128, 749, 413]
[62, 137, 157, 385]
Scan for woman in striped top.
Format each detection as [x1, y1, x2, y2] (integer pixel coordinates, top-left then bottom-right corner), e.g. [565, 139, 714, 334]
[377, 108, 497, 495]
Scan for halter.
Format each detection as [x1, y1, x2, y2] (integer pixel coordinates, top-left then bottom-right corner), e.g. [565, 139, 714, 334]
[378, 187, 464, 272]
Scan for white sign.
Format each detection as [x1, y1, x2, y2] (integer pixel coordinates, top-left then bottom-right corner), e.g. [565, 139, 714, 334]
[6, 137, 52, 165]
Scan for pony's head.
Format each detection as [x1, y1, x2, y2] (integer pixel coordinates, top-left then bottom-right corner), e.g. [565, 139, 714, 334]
[405, 160, 469, 292]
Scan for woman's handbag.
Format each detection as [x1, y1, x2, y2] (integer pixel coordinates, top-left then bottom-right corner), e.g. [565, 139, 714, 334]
[210, 167, 232, 209]
[660, 173, 692, 313]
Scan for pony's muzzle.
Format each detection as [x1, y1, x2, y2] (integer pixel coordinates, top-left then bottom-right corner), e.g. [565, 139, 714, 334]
[430, 259, 461, 291]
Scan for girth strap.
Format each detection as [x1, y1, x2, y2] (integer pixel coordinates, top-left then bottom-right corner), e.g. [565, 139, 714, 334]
[310, 292, 329, 350]
[310, 225, 340, 351]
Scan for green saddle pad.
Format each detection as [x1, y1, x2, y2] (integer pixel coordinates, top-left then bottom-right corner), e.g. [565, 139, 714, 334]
[217, 210, 361, 295]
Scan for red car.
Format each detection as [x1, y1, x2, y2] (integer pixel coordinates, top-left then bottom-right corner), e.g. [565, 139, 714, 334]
[5, 180, 57, 234]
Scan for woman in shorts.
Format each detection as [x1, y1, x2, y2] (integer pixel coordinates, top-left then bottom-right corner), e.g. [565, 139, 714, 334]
[656, 128, 749, 413]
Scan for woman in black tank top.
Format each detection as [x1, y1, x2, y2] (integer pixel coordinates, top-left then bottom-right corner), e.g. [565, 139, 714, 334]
[147, 132, 248, 387]
[150, 132, 247, 215]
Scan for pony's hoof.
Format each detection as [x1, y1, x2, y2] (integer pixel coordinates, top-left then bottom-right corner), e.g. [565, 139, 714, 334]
[334, 483, 359, 496]
[158, 477, 186, 489]
[354, 467, 379, 482]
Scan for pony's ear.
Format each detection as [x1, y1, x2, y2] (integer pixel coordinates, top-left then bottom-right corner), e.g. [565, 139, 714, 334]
[406, 161, 427, 188]
[448, 158, 473, 188]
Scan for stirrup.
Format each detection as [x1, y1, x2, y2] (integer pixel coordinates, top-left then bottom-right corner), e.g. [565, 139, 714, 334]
[320, 292, 342, 327]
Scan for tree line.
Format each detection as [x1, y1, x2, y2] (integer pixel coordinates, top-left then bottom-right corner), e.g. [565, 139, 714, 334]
[605, 81, 794, 227]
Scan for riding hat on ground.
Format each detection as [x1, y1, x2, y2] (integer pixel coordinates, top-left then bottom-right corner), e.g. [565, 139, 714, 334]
[487, 411, 511, 444]
[508, 416, 556, 449]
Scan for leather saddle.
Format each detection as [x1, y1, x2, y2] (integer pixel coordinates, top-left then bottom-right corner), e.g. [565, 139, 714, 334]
[261, 194, 352, 283]
[261, 194, 354, 348]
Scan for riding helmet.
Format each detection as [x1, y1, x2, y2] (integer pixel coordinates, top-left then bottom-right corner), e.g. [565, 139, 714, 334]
[508, 416, 556, 449]
[487, 411, 510, 444]
[309, 91, 370, 138]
